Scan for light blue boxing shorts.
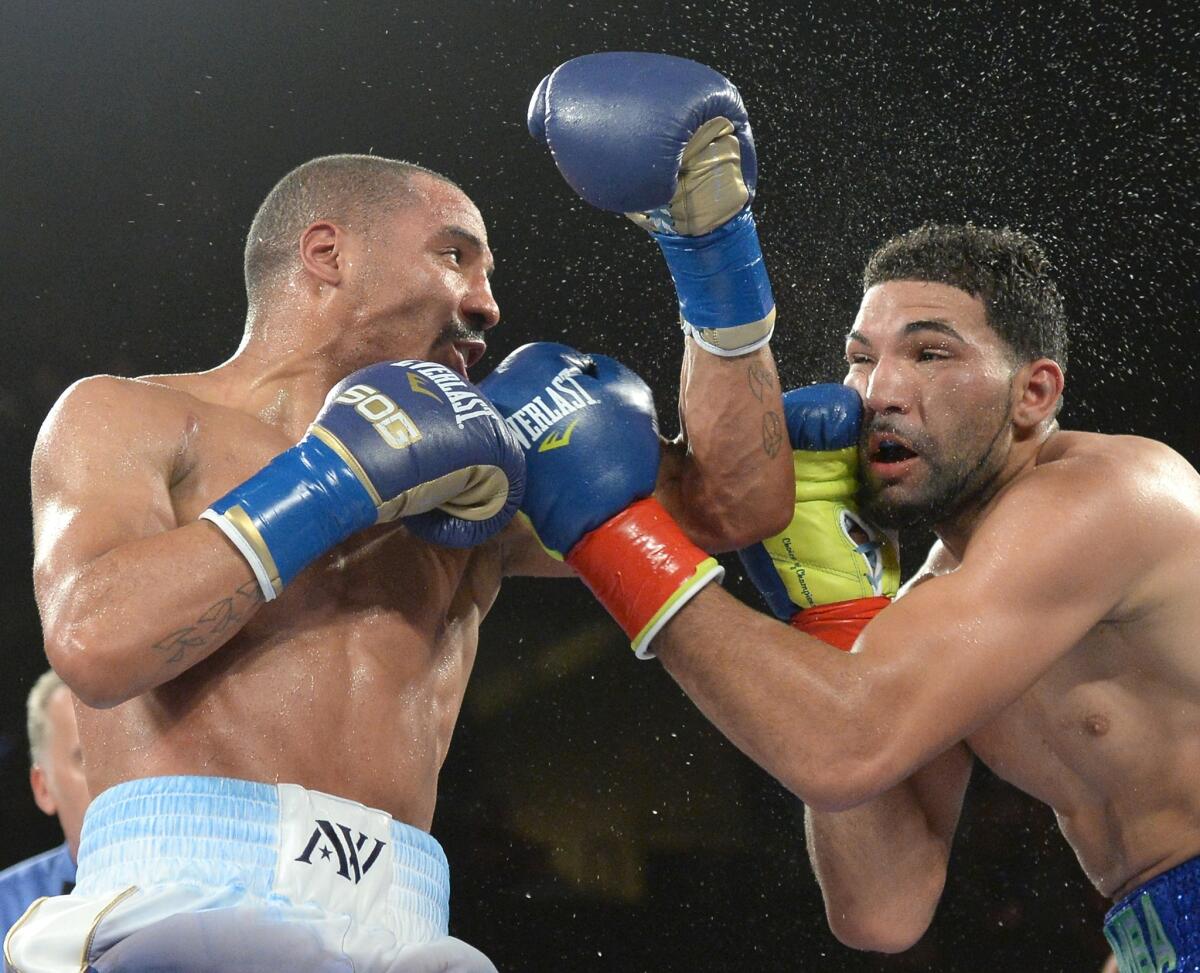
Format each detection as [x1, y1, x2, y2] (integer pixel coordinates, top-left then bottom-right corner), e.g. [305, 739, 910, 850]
[4, 776, 496, 973]
[1104, 852, 1200, 973]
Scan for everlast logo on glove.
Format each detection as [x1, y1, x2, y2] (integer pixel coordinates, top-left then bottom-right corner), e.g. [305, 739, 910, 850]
[294, 818, 387, 884]
[394, 360, 499, 427]
[502, 366, 600, 450]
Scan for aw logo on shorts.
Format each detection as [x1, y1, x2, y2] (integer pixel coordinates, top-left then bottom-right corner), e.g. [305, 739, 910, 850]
[294, 818, 387, 884]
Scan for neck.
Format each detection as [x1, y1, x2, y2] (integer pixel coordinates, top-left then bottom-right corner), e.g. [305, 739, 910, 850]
[206, 313, 367, 438]
[934, 421, 1059, 559]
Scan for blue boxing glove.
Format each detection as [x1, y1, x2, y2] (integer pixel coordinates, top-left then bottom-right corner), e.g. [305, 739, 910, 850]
[202, 360, 524, 600]
[481, 342, 659, 558]
[528, 52, 775, 357]
[738, 384, 900, 651]
[482, 342, 723, 657]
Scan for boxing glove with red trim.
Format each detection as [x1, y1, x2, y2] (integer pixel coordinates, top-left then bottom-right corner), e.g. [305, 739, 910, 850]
[481, 342, 722, 656]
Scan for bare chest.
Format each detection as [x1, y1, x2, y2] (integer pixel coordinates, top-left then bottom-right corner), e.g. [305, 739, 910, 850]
[168, 401, 505, 672]
[965, 619, 1176, 809]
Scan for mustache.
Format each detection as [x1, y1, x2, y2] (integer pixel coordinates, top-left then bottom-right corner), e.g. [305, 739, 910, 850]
[859, 417, 937, 455]
[438, 320, 486, 344]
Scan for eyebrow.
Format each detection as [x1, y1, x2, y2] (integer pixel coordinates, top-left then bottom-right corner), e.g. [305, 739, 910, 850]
[443, 225, 494, 278]
[845, 319, 967, 347]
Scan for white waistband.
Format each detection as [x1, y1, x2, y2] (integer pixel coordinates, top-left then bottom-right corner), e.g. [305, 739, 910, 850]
[75, 775, 450, 941]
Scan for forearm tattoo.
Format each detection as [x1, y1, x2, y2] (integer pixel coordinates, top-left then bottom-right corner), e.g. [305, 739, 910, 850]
[747, 361, 774, 402]
[762, 411, 783, 458]
[748, 362, 784, 458]
[153, 579, 263, 666]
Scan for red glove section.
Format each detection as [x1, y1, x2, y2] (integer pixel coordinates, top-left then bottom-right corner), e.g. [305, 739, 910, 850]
[567, 497, 722, 657]
[789, 596, 892, 652]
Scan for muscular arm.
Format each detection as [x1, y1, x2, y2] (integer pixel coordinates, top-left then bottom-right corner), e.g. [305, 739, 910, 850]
[806, 742, 973, 952]
[653, 450, 1168, 809]
[658, 338, 791, 552]
[33, 378, 263, 708]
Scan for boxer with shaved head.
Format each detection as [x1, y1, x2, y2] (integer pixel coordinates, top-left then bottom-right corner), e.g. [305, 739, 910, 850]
[8, 139, 791, 971]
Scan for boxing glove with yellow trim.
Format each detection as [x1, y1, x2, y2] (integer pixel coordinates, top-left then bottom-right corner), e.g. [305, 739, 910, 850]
[738, 384, 899, 651]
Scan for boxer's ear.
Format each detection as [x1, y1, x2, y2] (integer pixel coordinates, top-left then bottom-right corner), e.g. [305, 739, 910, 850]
[30, 764, 58, 817]
[1013, 357, 1064, 429]
[299, 221, 343, 287]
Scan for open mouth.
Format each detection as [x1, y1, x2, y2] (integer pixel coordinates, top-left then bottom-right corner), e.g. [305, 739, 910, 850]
[867, 432, 920, 472]
[872, 439, 917, 464]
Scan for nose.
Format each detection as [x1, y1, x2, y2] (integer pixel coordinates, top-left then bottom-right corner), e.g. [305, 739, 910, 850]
[860, 357, 912, 416]
[462, 274, 500, 331]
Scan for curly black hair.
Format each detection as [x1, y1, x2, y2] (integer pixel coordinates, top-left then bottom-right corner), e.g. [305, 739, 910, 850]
[863, 223, 1069, 372]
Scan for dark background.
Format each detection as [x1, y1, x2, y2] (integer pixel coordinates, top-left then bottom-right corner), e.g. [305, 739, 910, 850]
[1, 1, 1196, 969]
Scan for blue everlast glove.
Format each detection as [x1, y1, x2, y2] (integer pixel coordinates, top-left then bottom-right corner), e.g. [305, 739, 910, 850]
[528, 52, 775, 357]
[738, 384, 900, 651]
[202, 360, 525, 600]
[481, 342, 659, 558]
[481, 342, 723, 657]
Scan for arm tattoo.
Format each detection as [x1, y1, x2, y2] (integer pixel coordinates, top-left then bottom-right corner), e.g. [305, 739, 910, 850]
[152, 579, 264, 667]
[750, 363, 784, 457]
[154, 628, 208, 666]
[747, 362, 776, 403]
[762, 411, 784, 459]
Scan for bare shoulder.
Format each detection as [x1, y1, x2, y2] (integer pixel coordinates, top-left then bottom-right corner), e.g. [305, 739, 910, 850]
[1041, 428, 1193, 469]
[33, 374, 202, 500]
[1030, 430, 1200, 515]
[38, 373, 194, 441]
[970, 430, 1200, 611]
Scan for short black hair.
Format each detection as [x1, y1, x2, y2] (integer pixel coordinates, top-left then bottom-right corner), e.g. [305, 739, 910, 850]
[243, 154, 457, 310]
[863, 223, 1069, 372]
